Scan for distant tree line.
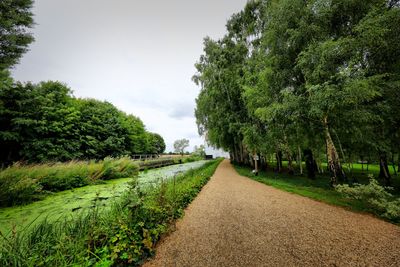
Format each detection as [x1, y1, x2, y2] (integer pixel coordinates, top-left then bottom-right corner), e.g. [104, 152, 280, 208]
[0, 0, 165, 165]
[194, 0, 400, 186]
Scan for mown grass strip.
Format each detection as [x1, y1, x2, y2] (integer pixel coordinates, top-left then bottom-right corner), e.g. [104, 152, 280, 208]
[234, 165, 375, 216]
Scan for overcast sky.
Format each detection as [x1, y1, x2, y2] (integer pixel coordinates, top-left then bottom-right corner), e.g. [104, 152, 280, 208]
[12, 0, 248, 152]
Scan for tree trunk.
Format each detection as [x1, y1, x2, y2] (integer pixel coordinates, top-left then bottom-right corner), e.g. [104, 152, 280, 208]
[232, 146, 237, 164]
[323, 117, 344, 186]
[283, 139, 293, 175]
[287, 152, 294, 175]
[326, 141, 329, 172]
[379, 152, 391, 186]
[361, 155, 364, 174]
[304, 149, 316, 179]
[311, 148, 322, 174]
[316, 160, 321, 174]
[298, 146, 303, 175]
[239, 143, 244, 164]
[253, 152, 259, 175]
[245, 146, 250, 166]
[260, 154, 268, 171]
[275, 151, 282, 172]
[235, 144, 241, 164]
[282, 134, 293, 174]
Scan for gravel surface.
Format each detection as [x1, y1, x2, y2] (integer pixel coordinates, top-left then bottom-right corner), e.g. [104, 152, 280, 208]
[144, 159, 400, 267]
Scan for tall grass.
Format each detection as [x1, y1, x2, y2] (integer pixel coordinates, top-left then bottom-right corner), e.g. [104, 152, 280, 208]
[0, 157, 139, 207]
[0, 158, 222, 266]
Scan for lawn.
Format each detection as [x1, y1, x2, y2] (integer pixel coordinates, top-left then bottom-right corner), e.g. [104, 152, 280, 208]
[234, 163, 400, 223]
[271, 161, 400, 189]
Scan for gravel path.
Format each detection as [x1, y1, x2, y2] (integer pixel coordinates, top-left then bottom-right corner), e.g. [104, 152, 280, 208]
[144, 159, 400, 267]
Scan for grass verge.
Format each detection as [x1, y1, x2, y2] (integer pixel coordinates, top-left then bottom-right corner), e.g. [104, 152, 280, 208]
[0, 158, 222, 266]
[234, 164, 399, 223]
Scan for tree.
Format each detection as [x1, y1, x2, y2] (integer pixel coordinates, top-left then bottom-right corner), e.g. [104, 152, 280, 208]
[147, 132, 166, 154]
[17, 81, 82, 162]
[121, 114, 148, 155]
[0, 81, 82, 162]
[351, 4, 400, 185]
[0, 72, 22, 164]
[75, 98, 129, 159]
[193, 145, 206, 158]
[0, 80, 164, 163]
[0, 0, 35, 70]
[194, 35, 250, 165]
[174, 139, 189, 155]
[0, 0, 35, 164]
[194, 0, 400, 186]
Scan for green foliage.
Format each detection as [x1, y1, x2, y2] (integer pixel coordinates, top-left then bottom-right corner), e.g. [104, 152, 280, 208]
[235, 164, 354, 207]
[146, 133, 166, 154]
[14, 81, 82, 162]
[336, 177, 400, 221]
[0, 81, 166, 164]
[0, 157, 139, 207]
[236, 163, 400, 223]
[194, 34, 250, 162]
[0, 159, 223, 266]
[182, 155, 203, 163]
[0, 0, 34, 70]
[192, 145, 206, 158]
[194, 0, 400, 184]
[76, 99, 129, 160]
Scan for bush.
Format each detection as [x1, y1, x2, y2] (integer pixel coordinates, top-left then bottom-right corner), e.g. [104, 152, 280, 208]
[335, 177, 400, 222]
[182, 155, 203, 163]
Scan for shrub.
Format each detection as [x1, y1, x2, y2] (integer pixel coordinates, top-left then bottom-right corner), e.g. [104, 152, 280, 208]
[182, 155, 203, 163]
[335, 177, 400, 222]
